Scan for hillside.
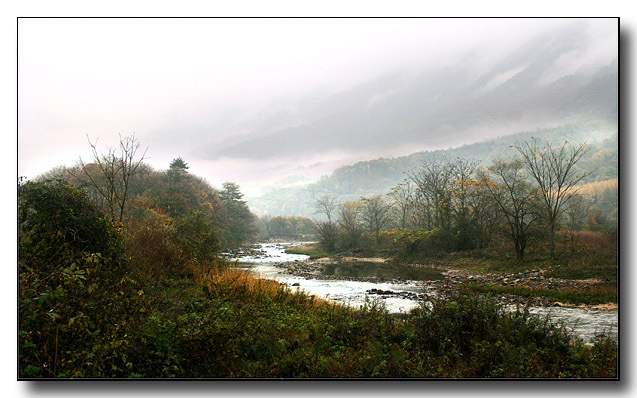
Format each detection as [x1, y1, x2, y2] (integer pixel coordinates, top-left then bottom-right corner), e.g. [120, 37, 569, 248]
[246, 122, 618, 218]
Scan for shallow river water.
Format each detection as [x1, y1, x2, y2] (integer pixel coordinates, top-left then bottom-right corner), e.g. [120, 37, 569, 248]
[236, 243, 618, 343]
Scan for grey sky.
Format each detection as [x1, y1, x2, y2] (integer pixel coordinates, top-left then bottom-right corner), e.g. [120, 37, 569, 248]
[18, 18, 617, 195]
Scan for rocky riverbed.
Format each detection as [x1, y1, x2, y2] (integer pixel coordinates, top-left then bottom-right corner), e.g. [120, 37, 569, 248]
[265, 257, 615, 310]
[235, 243, 617, 342]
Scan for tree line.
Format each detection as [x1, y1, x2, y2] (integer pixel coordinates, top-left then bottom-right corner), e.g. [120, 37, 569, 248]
[312, 139, 614, 262]
[19, 134, 260, 377]
[35, 134, 257, 251]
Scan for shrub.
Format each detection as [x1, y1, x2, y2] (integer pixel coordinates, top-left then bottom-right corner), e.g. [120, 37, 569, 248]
[124, 201, 185, 280]
[19, 180, 139, 378]
[407, 291, 616, 377]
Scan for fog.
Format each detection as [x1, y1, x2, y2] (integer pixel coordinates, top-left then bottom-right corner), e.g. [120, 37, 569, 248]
[18, 18, 617, 195]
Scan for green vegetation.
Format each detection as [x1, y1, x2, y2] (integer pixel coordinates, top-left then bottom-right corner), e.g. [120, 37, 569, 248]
[19, 135, 617, 378]
[311, 138, 617, 264]
[257, 215, 315, 240]
[285, 246, 330, 259]
[250, 123, 618, 221]
[463, 285, 617, 306]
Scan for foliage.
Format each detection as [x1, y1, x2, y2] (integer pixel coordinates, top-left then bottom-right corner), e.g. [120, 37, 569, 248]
[258, 215, 315, 239]
[219, 182, 257, 248]
[19, 136, 618, 379]
[407, 292, 616, 377]
[124, 200, 184, 281]
[250, 124, 616, 219]
[313, 220, 339, 252]
[19, 179, 140, 377]
[285, 246, 330, 259]
[393, 228, 455, 258]
[18, 178, 617, 378]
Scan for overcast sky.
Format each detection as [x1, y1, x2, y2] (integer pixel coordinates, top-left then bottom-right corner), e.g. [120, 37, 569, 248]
[18, 18, 617, 194]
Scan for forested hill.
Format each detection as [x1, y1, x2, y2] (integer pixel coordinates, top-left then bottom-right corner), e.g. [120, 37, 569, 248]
[246, 122, 617, 218]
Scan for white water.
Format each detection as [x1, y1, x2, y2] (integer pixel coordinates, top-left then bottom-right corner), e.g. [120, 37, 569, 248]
[237, 243, 618, 343]
[236, 242, 427, 313]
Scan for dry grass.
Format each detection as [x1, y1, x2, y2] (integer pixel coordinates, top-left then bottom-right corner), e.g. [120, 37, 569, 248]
[565, 230, 615, 250]
[195, 267, 333, 309]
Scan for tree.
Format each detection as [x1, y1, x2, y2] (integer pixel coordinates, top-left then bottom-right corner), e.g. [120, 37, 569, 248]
[482, 160, 540, 262]
[515, 140, 588, 259]
[564, 192, 590, 253]
[220, 182, 245, 202]
[387, 179, 415, 231]
[72, 134, 148, 223]
[167, 157, 189, 182]
[360, 195, 392, 243]
[448, 158, 480, 250]
[409, 159, 454, 230]
[219, 182, 256, 247]
[464, 177, 501, 250]
[314, 193, 338, 222]
[258, 215, 273, 239]
[337, 201, 363, 250]
[313, 220, 338, 252]
[18, 179, 135, 377]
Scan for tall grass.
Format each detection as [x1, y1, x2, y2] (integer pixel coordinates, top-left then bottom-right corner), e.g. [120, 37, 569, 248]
[195, 266, 331, 309]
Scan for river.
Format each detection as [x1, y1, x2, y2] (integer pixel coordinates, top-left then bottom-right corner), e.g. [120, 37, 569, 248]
[234, 242, 618, 343]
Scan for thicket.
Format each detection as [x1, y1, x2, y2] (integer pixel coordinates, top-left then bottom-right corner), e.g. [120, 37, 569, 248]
[18, 177, 617, 379]
[257, 215, 315, 240]
[312, 139, 618, 265]
[18, 136, 617, 378]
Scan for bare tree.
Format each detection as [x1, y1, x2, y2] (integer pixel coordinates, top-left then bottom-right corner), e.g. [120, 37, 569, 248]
[314, 193, 338, 222]
[515, 140, 588, 259]
[360, 195, 392, 243]
[338, 201, 363, 250]
[387, 179, 415, 230]
[564, 192, 590, 254]
[465, 176, 501, 249]
[449, 158, 480, 221]
[482, 160, 540, 262]
[409, 158, 454, 230]
[313, 220, 338, 252]
[71, 133, 148, 223]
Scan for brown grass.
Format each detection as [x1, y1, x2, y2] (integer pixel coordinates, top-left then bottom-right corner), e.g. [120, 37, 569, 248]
[563, 230, 614, 250]
[195, 267, 333, 309]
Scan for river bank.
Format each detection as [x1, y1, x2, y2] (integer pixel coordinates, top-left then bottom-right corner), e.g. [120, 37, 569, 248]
[232, 242, 617, 337]
[255, 252, 616, 311]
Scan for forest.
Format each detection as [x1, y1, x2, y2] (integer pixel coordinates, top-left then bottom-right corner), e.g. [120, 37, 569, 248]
[18, 134, 617, 379]
[248, 122, 618, 220]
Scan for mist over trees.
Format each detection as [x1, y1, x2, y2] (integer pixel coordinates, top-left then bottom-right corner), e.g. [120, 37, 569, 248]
[309, 138, 615, 262]
[34, 135, 257, 251]
[247, 123, 617, 222]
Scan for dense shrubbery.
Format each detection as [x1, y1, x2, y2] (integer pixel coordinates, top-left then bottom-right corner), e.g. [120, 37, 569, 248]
[311, 139, 617, 265]
[407, 292, 616, 377]
[19, 180, 141, 377]
[18, 147, 617, 378]
[257, 215, 315, 240]
[18, 179, 616, 378]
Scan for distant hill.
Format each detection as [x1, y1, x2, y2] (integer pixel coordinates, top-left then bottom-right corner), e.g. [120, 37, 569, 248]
[246, 122, 617, 218]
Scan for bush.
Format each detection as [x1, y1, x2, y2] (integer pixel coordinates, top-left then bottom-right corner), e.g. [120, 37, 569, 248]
[124, 201, 185, 280]
[407, 292, 616, 377]
[394, 228, 455, 258]
[19, 179, 140, 378]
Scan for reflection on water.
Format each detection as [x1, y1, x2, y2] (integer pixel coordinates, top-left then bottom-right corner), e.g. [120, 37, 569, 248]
[236, 243, 617, 342]
[238, 261, 428, 314]
[234, 242, 311, 263]
[320, 261, 443, 281]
